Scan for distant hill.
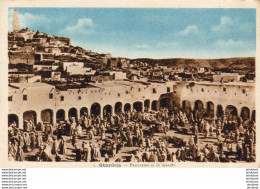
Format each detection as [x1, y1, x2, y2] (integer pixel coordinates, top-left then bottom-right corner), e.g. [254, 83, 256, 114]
[132, 57, 255, 72]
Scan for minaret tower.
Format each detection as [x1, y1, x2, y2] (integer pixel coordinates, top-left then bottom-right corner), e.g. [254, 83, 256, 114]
[13, 9, 20, 32]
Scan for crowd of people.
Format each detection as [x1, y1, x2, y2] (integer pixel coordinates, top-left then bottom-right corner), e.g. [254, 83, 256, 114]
[8, 105, 256, 163]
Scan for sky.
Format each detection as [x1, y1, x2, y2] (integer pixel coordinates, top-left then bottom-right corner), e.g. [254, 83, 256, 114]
[8, 8, 256, 59]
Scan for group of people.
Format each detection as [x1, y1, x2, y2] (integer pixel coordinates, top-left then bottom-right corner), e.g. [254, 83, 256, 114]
[125, 107, 256, 163]
[8, 120, 65, 161]
[8, 105, 256, 163]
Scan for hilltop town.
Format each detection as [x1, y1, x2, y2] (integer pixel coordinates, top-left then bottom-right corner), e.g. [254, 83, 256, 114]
[8, 19, 255, 86]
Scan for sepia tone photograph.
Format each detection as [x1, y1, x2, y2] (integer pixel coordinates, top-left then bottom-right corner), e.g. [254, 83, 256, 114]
[6, 7, 256, 164]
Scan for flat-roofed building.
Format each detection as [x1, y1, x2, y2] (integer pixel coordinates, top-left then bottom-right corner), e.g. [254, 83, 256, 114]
[8, 80, 255, 129]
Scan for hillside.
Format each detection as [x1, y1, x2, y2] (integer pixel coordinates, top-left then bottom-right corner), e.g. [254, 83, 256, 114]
[132, 57, 255, 72]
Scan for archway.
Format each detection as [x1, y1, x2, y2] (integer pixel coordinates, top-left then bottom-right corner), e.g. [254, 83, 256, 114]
[103, 105, 112, 117]
[160, 98, 170, 109]
[23, 110, 37, 124]
[56, 109, 65, 123]
[117, 62, 122, 68]
[107, 59, 111, 68]
[8, 114, 19, 127]
[216, 105, 224, 118]
[70, 49, 76, 54]
[133, 101, 143, 112]
[151, 100, 158, 111]
[41, 109, 53, 124]
[241, 107, 250, 121]
[206, 101, 214, 118]
[91, 103, 101, 116]
[252, 110, 255, 122]
[225, 105, 238, 121]
[80, 107, 88, 117]
[194, 100, 203, 111]
[144, 99, 150, 112]
[115, 102, 123, 114]
[182, 100, 191, 115]
[194, 100, 204, 119]
[68, 108, 78, 121]
[124, 103, 131, 112]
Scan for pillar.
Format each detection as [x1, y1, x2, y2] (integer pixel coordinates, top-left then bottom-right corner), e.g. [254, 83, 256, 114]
[18, 114, 23, 129]
[215, 105, 218, 118]
[37, 112, 41, 124]
[237, 107, 241, 118]
[64, 110, 68, 121]
[190, 101, 195, 111]
[53, 110, 57, 124]
[213, 109, 216, 119]
[147, 101, 151, 112]
[98, 105, 102, 118]
[156, 101, 160, 111]
[111, 106, 114, 116]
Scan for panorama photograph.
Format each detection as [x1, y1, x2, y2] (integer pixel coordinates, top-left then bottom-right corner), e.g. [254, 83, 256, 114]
[7, 8, 256, 163]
